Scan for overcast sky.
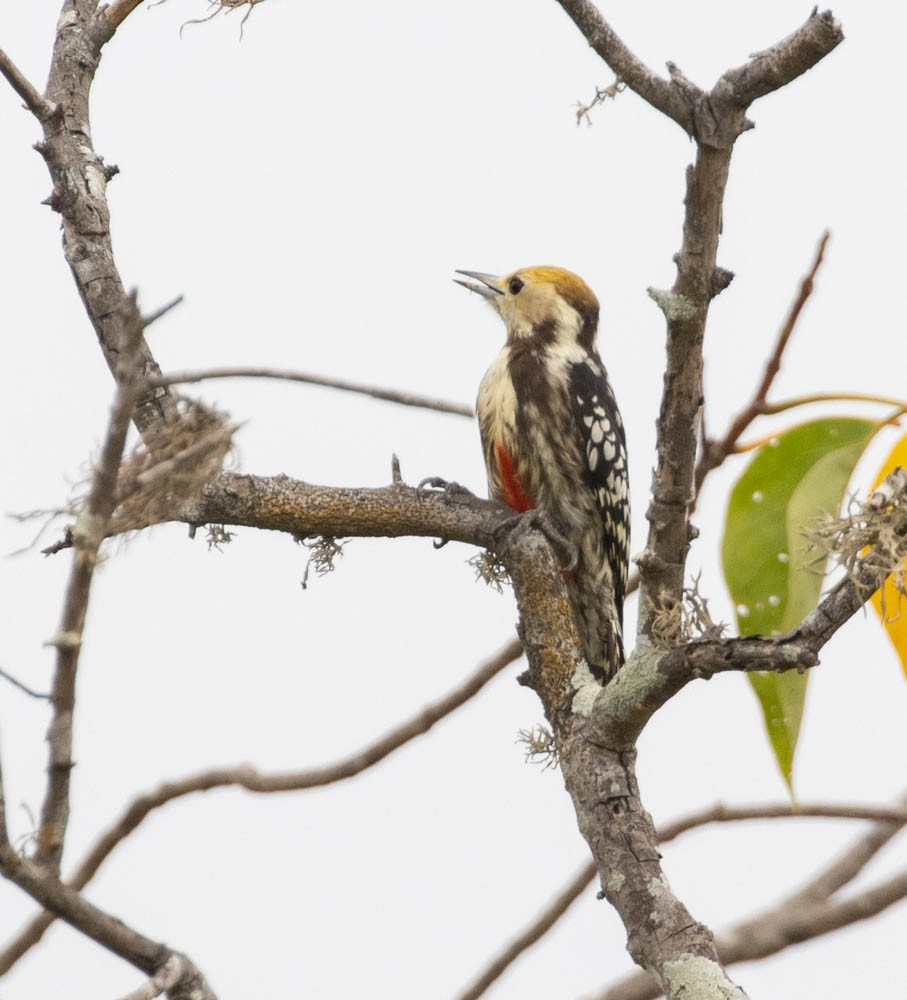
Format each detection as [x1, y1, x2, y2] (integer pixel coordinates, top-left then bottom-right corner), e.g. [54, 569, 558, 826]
[1, 2, 905, 999]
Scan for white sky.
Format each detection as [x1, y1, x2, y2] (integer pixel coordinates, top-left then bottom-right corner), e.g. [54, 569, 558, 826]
[0, 2, 905, 998]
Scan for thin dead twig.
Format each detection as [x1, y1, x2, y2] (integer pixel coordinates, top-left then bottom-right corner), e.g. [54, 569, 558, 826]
[695, 230, 830, 491]
[0, 666, 49, 701]
[141, 294, 184, 330]
[34, 314, 145, 875]
[455, 861, 595, 1000]
[150, 366, 473, 418]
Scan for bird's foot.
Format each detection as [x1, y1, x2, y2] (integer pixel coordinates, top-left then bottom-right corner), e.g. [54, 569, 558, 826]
[416, 476, 475, 503]
[493, 509, 578, 573]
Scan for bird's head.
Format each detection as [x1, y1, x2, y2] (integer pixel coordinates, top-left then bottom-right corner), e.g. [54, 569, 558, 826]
[455, 265, 599, 350]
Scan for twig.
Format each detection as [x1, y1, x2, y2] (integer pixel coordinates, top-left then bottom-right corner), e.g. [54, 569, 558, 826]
[141, 294, 184, 330]
[0, 666, 49, 700]
[783, 792, 907, 903]
[150, 367, 474, 418]
[0, 48, 54, 120]
[0, 637, 520, 972]
[456, 799, 907, 1000]
[760, 390, 907, 416]
[34, 314, 145, 875]
[751, 232, 829, 406]
[695, 231, 830, 490]
[661, 801, 907, 834]
[455, 861, 595, 1000]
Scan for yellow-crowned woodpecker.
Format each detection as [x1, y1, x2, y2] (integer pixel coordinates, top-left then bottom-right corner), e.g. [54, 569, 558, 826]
[456, 266, 629, 681]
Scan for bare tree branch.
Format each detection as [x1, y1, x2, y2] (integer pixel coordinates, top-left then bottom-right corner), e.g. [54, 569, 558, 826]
[0, 48, 54, 120]
[0, 637, 520, 972]
[0, 750, 216, 999]
[556, 5, 842, 147]
[599, 792, 907, 1000]
[150, 366, 474, 418]
[34, 309, 145, 875]
[31, 2, 181, 437]
[182, 473, 508, 544]
[457, 799, 907, 1000]
[170, 465, 907, 734]
[720, 11, 845, 108]
[554, 1, 692, 130]
[775, 791, 907, 905]
[455, 861, 596, 1000]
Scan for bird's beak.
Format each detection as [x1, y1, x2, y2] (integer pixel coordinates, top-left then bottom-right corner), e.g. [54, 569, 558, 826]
[454, 270, 503, 300]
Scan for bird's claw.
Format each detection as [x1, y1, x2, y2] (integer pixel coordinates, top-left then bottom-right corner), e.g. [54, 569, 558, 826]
[416, 476, 474, 503]
[494, 510, 578, 573]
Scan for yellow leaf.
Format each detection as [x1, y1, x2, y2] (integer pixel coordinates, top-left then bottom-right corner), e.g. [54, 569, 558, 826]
[870, 432, 907, 678]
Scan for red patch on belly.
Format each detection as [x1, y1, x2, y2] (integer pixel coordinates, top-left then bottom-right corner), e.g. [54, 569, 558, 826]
[496, 444, 533, 512]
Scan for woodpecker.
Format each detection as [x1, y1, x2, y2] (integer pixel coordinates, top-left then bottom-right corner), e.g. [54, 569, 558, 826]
[455, 266, 629, 681]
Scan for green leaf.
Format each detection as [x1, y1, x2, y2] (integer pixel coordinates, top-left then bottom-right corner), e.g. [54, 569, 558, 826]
[722, 417, 875, 791]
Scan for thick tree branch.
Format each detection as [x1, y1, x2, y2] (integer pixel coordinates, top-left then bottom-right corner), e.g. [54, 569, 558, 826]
[637, 144, 731, 639]
[180, 473, 510, 546]
[719, 11, 844, 108]
[28, 1, 180, 436]
[0, 637, 520, 972]
[496, 524, 740, 998]
[556, 5, 842, 146]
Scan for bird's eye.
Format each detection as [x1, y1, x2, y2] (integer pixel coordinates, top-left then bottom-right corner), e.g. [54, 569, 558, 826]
[508, 277, 524, 295]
